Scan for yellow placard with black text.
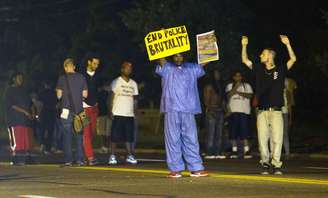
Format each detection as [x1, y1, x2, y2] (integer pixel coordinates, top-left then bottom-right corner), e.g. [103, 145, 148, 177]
[144, 26, 190, 61]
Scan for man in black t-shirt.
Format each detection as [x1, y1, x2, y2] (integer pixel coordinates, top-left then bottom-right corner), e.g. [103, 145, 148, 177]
[56, 58, 88, 166]
[241, 35, 296, 175]
[4, 72, 34, 165]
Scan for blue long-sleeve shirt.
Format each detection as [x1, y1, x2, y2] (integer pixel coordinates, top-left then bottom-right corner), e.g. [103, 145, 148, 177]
[156, 62, 205, 114]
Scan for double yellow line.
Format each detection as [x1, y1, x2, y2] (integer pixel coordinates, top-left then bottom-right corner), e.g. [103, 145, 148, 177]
[74, 166, 328, 186]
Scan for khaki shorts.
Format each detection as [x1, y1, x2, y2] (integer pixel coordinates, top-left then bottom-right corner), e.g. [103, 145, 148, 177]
[96, 116, 111, 136]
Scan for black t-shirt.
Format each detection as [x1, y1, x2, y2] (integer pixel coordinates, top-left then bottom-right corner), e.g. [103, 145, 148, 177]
[56, 73, 87, 114]
[82, 71, 99, 106]
[254, 64, 287, 108]
[4, 86, 33, 127]
[39, 88, 57, 112]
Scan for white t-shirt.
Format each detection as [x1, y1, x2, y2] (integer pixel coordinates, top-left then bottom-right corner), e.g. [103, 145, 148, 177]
[111, 77, 138, 117]
[226, 82, 253, 114]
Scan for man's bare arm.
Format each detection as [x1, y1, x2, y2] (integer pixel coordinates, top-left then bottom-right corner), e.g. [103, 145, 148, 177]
[82, 90, 88, 98]
[237, 92, 253, 99]
[280, 35, 297, 70]
[12, 105, 32, 119]
[203, 85, 212, 111]
[241, 36, 253, 69]
[227, 83, 240, 99]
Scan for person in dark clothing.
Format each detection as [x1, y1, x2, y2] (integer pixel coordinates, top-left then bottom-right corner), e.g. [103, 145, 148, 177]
[203, 69, 226, 159]
[4, 72, 34, 165]
[56, 58, 88, 166]
[38, 81, 57, 154]
[81, 54, 100, 165]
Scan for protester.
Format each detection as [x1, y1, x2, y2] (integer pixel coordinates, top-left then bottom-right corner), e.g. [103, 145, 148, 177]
[203, 69, 226, 159]
[156, 53, 210, 178]
[282, 77, 297, 158]
[226, 71, 253, 159]
[96, 82, 112, 153]
[38, 81, 57, 155]
[241, 35, 297, 174]
[56, 58, 88, 166]
[4, 72, 34, 165]
[82, 54, 101, 165]
[108, 61, 138, 165]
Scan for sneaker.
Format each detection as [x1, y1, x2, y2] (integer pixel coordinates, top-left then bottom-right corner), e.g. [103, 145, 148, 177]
[273, 167, 283, 175]
[126, 155, 137, 164]
[230, 151, 238, 159]
[108, 155, 118, 165]
[204, 155, 216, 159]
[215, 154, 226, 159]
[243, 151, 253, 159]
[43, 150, 51, 156]
[10, 161, 25, 166]
[76, 161, 86, 166]
[190, 170, 209, 177]
[167, 172, 182, 178]
[62, 162, 73, 167]
[88, 159, 99, 166]
[261, 163, 271, 175]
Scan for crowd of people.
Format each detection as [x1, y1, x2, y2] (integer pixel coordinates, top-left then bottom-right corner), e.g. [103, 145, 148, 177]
[3, 35, 297, 177]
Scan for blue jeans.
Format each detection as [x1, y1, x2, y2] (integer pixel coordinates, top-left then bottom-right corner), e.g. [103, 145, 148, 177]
[205, 109, 224, 155]
[54, 117, 64, 150]
[61, 114, 84, 163]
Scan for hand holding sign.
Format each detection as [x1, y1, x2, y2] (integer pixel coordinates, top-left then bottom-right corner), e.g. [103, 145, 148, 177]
[144, 26, 190, 61]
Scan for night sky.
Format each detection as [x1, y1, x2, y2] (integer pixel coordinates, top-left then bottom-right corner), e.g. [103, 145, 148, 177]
[0, 0, 328, 122]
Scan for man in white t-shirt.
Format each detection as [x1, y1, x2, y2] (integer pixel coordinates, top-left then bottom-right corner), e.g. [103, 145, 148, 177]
[108, 61, 138, 165]
[226, 71, 253, 159]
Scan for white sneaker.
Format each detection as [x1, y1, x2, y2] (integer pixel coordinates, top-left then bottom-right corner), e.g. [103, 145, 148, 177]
[126, 155, 137, 164]
[108, 155, 118, 165]
[204, 155, 216, 159]
[215, 155, 226, 159]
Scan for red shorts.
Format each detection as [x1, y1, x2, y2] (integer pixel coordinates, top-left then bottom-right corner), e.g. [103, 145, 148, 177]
[8, 126, 33, 152]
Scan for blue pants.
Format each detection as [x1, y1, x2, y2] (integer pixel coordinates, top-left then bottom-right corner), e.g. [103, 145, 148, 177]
[205, 109, 224, 155]
[54, 117, 64, 150]
[61, 114, 84, 163]
[164, 112, 204, 172]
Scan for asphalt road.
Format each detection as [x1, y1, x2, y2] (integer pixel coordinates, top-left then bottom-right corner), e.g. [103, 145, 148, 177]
[0, 153, 328, 198]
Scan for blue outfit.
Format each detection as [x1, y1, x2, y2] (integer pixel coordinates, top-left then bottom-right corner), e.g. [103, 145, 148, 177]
[156, 62, 205, 172]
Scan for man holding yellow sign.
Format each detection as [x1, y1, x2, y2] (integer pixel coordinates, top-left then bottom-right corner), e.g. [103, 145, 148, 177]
[150, 27, 218, 178]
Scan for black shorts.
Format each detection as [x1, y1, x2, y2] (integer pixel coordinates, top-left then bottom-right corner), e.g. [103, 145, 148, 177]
[111, 116, 134, 143]
[228, 113, 250, 140]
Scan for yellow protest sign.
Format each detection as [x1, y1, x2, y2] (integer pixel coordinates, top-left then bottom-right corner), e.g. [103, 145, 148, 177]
[144, 26, 190, 61]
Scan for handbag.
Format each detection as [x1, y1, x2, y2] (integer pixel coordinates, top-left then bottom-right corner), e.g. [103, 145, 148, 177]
[65, 74, 89, 133]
